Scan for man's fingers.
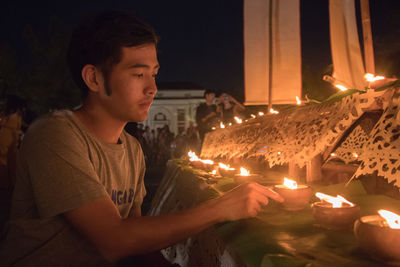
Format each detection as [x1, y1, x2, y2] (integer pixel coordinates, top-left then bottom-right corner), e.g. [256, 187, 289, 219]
[248, 183, 284, 203]
[266, 188, 284, 203]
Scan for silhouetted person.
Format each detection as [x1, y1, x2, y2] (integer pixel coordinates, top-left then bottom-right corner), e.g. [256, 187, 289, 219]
[195, 89, 219, 143]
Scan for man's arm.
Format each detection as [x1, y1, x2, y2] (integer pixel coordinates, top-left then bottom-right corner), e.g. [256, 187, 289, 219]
[64, 182, 283, 262]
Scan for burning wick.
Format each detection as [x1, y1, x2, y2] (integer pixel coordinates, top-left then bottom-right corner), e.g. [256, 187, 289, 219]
[335, 84, 348, 91]
[220, 122, 225, 129]
[200, 159, 214, 165]
[283, 177, 298, 189]
[296, 96, 301, 105]
[365, 73, 385, 82]
[378, 209, 400, 229]
[315, 192, 354, 208]
[269, 108, 279, 114]
[218, 163, 235, 170]
[188, 151, 199, 161]
[239, 167, 250, 176]
[234, 116, 243, 124]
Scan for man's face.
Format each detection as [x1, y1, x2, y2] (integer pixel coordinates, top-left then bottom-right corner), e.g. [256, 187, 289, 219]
[96, 44, 159, 123]
[205, 93, 215, 103]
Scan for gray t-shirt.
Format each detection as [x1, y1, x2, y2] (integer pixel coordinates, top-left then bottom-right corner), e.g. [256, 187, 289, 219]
[0, 110, 146, 266]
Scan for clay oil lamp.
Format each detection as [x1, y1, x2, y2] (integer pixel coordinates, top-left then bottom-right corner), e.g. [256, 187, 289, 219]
[354, 209, 400, 262]
[234, 167, 262, 183]
[311, 192, 360, 230]
[218, 163, 238, 177]
[273, 177, 312, 211]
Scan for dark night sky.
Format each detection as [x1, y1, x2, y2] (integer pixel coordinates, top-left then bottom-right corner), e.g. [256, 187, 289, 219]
[1, 0, 400, 100]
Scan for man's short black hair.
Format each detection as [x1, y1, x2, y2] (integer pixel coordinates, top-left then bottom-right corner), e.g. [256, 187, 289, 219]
[67, 10, 159, 98]
[204, 89, 216, 97]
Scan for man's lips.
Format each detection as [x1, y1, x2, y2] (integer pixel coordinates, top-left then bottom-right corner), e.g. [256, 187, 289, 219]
[139, 101, 152, 109]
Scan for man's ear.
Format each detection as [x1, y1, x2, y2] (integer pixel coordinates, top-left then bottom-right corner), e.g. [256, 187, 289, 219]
[81, 64, 104, 93]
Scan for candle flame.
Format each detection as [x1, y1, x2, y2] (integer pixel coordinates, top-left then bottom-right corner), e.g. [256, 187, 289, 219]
[283, 177, 298, 189]
[378, 210, 400, 229]
[258, 112, 264, 116]
[352, 152, 359, 158]
[315, 192, 354, 208]
[188, 150, 199, 161]
[335, 84, 348, 91]
[220, 122, 225, 129]
[200, 159, 214, 165]
[218, 162, 235, 170]
[239, 167, 250, 176]
[365, 73, 385, 82]
[234, 116, 243, 124]
[211, 169, 217, 175]
[296, 96, 301, 105]
[330, 153, 336, 157]
[251, 114, 256, 118]
[269, 108, 279, 114]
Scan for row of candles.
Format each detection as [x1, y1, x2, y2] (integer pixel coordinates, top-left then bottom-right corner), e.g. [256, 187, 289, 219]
[188, 151, 400, 262]
[211, 74, 387, 130]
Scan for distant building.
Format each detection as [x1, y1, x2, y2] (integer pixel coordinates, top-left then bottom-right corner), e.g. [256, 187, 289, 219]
[143, 82, 205, 135]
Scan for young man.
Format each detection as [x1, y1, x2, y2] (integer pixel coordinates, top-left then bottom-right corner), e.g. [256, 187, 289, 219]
[0, 11, 283, 266]
[195, 89, 219, 142]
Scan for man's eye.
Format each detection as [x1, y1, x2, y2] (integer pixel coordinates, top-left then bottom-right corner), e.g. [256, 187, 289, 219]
[134, 74, 144, 78]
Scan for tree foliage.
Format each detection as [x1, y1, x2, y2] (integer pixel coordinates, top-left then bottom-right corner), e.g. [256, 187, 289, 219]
[2, 16, 81, 116]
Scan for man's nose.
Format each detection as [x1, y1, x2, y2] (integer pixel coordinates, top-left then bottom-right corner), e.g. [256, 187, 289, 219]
[145, 77, 158, 96]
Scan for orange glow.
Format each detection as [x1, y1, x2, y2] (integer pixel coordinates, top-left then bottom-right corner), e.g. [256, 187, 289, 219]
[258, 112, 264, 116]
[378, 210, 400, 229]
[239, 167, 250, 176]
[211, 169, 217, 175]
[315, 192, 355, 208]
[251, 114, 256, 118]
[220, 122, 225, 129]
[283, 177, 298, 189]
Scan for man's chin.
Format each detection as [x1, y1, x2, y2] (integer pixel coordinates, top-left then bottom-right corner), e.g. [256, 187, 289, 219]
[129, 112, 148, 123]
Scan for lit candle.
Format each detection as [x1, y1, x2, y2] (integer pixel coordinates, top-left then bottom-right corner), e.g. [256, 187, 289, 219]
[354, 209, 400, 261]
[311, 192, 360, 229]
[234, 167, 262, 183]
[187, 151, 215, 171]
[273, 177, 312, 211]
[218, 163, 238, 177]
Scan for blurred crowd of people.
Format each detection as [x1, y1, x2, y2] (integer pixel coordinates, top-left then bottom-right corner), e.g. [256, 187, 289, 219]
[125, 122, 202, 169]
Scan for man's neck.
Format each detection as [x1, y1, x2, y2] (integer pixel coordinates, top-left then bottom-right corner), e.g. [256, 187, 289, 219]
[73, 102, 125, 144]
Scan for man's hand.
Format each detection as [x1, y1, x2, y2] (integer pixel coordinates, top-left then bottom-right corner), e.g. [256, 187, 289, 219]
[212, 182, 284, 221]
